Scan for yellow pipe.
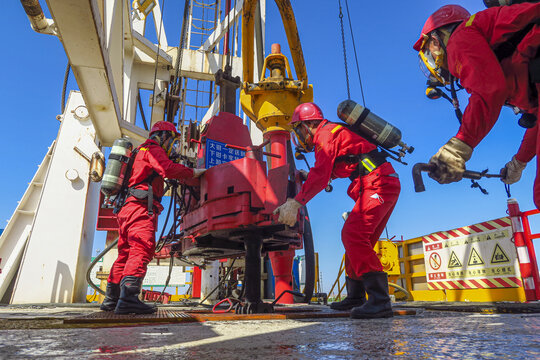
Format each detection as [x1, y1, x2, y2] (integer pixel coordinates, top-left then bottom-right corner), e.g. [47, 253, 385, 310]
[273, 0, 307, 85]
[241, 1, 257, 83]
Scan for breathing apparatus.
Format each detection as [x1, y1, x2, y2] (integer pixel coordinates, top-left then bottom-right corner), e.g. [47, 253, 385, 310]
[291, 121, 316, 153]
[336, 100, 414, 164]
[151, 130, 182, 161]
[419, 25, 465, 124]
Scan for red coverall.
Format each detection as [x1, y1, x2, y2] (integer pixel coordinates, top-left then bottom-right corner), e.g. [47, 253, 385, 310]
[446, 3, 540, 206]
[294, 121, 401, 279]
[108, 139, 193, 284]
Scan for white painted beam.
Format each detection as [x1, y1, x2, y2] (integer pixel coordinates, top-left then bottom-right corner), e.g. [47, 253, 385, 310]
[45, 0, 122, 146]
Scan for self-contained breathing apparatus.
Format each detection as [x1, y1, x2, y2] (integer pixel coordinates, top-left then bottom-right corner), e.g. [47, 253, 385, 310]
[100, 132, 184, 215]
[334, 99, 414, 179]
[423, 0, 540, 129]
[294, 99, 413, 190]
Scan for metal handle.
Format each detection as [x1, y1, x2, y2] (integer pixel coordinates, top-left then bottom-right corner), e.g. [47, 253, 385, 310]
[412, 162, 502, 192]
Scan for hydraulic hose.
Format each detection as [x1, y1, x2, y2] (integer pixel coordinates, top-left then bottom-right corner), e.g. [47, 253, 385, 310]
[300, 207, 316, 303]
[86, 237, 119, 296]
[389, 282, 413, 301]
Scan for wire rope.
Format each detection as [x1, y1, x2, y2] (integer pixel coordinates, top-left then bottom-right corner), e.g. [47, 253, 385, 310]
[61, 63, 71, 113]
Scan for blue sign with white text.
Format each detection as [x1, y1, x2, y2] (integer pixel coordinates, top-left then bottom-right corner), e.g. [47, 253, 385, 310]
[205, 138, 246, 168]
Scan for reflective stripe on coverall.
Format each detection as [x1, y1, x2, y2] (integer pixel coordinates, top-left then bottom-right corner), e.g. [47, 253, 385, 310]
[108, 139, 194, 283]
[446, 3, 540, 207]
[294, 121, 401, 279]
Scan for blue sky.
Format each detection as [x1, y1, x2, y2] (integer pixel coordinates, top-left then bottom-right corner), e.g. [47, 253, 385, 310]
[3, 0, 539, 292]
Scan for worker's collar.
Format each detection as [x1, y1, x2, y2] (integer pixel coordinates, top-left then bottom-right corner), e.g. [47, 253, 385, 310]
[146, 138, 160, 146]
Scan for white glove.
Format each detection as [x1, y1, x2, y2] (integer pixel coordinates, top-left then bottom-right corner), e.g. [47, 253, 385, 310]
[500, 156, 526, 185]
[429, 137, 473, 184]
[193, 168, 206, 178]
[273, 198, 302, 227]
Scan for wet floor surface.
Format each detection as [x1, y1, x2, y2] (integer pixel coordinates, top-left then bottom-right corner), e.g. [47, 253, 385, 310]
[0, 307, 538, 359]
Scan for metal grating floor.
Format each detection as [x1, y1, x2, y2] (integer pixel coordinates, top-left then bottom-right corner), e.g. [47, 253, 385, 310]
[64, 310, 196, 324]
[64, 306, 420, 326]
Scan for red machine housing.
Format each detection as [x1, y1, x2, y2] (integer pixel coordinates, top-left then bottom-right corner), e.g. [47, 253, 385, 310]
[177, 112, 303, 260]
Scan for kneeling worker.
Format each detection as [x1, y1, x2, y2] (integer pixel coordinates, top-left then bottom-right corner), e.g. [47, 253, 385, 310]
[274, 103, 401, 319]
[101, 121, 205, 314]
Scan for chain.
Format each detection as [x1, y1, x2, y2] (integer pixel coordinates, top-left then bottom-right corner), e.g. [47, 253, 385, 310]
[338, 0, 350, 100]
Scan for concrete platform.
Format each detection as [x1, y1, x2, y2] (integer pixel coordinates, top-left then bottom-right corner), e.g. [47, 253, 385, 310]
[0, 302, 538, 358]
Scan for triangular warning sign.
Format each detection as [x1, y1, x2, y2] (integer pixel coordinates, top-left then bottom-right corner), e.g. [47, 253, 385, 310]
[448, 251, 462, 268]
[491, 243, 510, 264]
[468, 248, 485, 266]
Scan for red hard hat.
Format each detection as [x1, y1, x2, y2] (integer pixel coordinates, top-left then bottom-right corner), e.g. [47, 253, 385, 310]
[290, 103, 324, 125]
[413, 5, 471, 51]
[149, 121, 180, 136]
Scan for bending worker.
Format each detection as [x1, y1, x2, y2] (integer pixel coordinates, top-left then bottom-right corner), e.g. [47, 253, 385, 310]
[413, 3, 540, 206]
[101, 121, 205, 315]
[274, 103, 400, 319]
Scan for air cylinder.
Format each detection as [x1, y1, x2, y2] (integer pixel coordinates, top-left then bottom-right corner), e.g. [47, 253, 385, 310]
[101, 138, 133, 196]
[337, 100, 403, 149]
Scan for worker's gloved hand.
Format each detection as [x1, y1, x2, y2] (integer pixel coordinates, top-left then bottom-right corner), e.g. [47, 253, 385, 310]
[193, 168, 206, 178]
[273, 198, 302, 227]
[500, 156, 526, 185]
[428, 137, 473, 184]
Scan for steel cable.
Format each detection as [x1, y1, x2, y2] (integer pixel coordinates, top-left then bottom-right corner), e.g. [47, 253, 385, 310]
[61, 63, 71, 113]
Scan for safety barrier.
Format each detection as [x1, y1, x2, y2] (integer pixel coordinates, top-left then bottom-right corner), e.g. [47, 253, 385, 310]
[508, 199, 540, 300]
[396, 199, 539, 302]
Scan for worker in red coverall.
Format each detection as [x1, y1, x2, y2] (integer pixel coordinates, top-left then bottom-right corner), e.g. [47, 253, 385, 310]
[100, 121, 205, 315]
[413, 3, 540, 206]
[273, 103, 400, 319]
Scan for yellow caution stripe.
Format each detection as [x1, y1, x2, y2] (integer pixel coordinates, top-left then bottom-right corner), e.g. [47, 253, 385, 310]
[331, 125, 342, 134]
[465, 14, 476, 27]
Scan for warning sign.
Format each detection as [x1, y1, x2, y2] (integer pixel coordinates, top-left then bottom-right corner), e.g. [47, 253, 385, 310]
[448, 251, 462, 268]
[491, 243, 510, 264]
[422, 217, 521, 289]
[468, 248, 485, 266]
[429, 252, 441, 270]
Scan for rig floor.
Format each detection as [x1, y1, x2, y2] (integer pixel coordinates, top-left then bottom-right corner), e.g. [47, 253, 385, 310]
[0, 302, 538, 359]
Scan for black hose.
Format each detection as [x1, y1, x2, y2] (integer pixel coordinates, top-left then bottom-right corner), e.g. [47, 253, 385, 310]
[300, 207, 316, 304]
[86, 237, 119, 296]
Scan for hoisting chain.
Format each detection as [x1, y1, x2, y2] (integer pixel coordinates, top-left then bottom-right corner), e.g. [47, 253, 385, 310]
[338, 0, 350, 100]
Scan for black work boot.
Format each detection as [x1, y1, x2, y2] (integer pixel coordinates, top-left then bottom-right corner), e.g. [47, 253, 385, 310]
[115, 276, 157, 315]
[350, 271, 393, 319]
[330, 277, 366, 311]
[100, 282, 120, 311]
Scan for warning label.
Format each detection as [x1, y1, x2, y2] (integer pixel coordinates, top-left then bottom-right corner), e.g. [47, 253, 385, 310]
[448, 251, 462, 268]
[429, 252, 441, 270]
[491, 243, 510, 264]
[468, 248, 485, 266]
[422, 219, 520, 289]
